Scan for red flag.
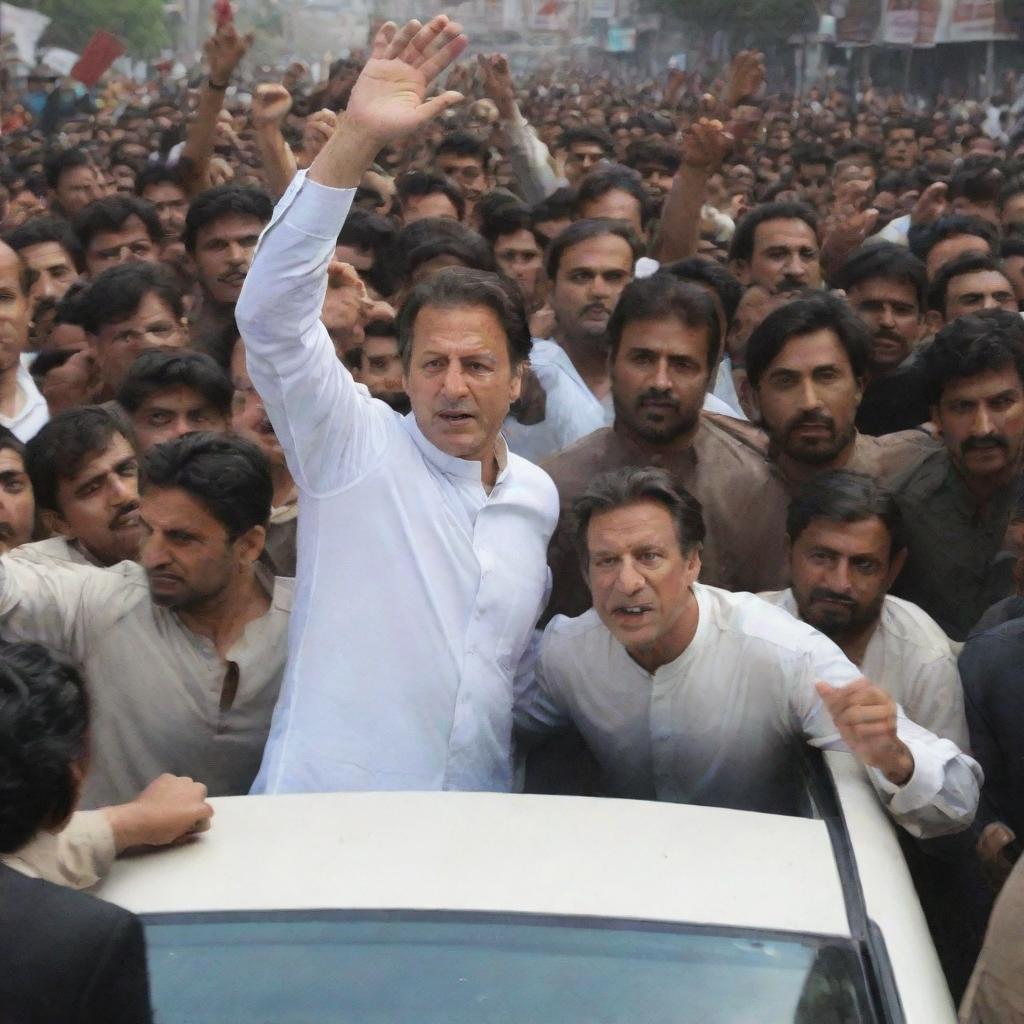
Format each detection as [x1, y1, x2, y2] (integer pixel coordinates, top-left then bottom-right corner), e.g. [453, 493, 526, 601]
[536, 0, 560, 13]
[71, 31, 125, 88]
[213, 0, 234, 28]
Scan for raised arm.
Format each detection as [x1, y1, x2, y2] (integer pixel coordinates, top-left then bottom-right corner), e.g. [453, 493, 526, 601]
[178, 24, 253, 197]
[235, 17, 468, 495]
[251, 83, 298, 201]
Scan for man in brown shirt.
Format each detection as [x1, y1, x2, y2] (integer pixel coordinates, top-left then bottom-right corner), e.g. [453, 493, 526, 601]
[542, 272, 790, 624]
[743, 292, 935, 496]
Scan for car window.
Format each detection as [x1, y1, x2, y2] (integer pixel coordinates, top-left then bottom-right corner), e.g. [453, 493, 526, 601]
[143, 910, 876, 1023]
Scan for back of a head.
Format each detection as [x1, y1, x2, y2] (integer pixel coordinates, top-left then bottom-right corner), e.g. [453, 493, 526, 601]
[660, 258, 743, 327]
[920, 309, 1024, 406]
[184, 184, 273, 254]
[0, 642, 89, 854]
[746, 292, 871, 390]
[392, 218, 495, 286]
[394, 171, 466, 222]
[117, 348, 233, 416]
[911, 214, 998, 264]
[76, 262, 183, 335]
[145, 432, 273, 541]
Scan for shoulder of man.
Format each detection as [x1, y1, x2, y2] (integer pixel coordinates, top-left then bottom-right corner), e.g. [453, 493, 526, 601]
[878, 594, 958, 661]
[700, 411, 769, 456]
[540, 427, 616, 498]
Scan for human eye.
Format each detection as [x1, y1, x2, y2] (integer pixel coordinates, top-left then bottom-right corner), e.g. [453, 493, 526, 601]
[148, 411, 173, 426]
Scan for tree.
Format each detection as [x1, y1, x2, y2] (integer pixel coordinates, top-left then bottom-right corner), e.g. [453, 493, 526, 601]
[37, 0, 168, 58]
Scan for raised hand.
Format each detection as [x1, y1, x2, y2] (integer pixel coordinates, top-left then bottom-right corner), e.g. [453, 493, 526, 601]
[723, 50, 765, 109]
[252, 83, 293, 128]
[681, 117, 732, 173]
[303, 108, 338, 161]
[816, 678, 914, 785]
[344, 16, 469, 148]
[910, 181, 948, 227]
[477, 52, 515, 119]
[204, 22, 253, 85]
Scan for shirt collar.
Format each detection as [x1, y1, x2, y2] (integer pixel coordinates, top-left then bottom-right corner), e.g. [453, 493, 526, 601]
[403, 412, 510, 487]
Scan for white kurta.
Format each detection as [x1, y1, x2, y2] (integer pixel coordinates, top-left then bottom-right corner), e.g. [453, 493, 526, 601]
[236, 171, 559, 794]
[759, 589, 969, 749]
[516, 584, 980, 838]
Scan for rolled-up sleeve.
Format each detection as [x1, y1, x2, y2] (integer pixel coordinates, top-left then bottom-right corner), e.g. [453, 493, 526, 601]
[5, 811, 115, 889]
[235, 170, 395, 494]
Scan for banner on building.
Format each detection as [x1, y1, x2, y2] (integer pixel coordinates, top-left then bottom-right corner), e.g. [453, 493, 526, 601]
[0, 3, 51, 64]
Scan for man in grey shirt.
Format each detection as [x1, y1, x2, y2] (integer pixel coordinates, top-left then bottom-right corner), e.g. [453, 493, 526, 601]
[516, 466, 980, 839]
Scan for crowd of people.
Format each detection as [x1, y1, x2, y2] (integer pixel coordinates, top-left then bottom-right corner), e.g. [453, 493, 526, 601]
[2, 10, 1024, 1021]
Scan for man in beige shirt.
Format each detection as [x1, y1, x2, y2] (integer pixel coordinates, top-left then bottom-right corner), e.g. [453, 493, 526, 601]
[24, 405, 143, 568]
[0, 432, 291, 807]
[543, 272, 790, 624]
[759, 469, 968, 747]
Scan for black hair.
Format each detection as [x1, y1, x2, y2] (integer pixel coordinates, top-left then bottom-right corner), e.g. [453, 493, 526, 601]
[998, 177, 1024, 213]
[531, 187, 575, 228]
[572, 466, 705, 570]
[660, 257, 743, 327]
[392, 218, 495, 286]
[72, 195, 163, 255]
[396, 266, 531, 370]
[43, 149, 92, 191]
[478, 203, 546, 252]
[184, 184, 273, 254]
[561, 126, 614, 155]
[787, 469, 905, 557]
[116, 349, 233, 417]
[792, 143, 833, 171]
[336, 208, 398, 296]
[144, 432, 272, 539]
[571, 164, 651, 227]
[134, 164, 188, 197]
[882, 117, 921, 141]
[624, 139, 681, 176]
[0, 425, 25, 462]
[25, 406, 131, 515]
[3, 215, 84, 272]
[544, 217, 644, 281]
[394, 171, 465, 222]
[910, 214, 998, 263]
[0, 642, 90, 854]
[606, 274, 721, 369]
[728, 201, 819, 265]
[1002, 236, 1024, 260]
[746, 292, 871, 390]
[948, 159, 1004, 204]
[832, 242, 927, 312]
[920, 309, 1024, 407]
[76, 262, 184, 335]
[927, 252, 1011, 315]
[434, 132, 491, 171]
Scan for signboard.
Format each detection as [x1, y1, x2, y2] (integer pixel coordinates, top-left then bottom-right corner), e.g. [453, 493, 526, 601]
[605, 25, 635, 50]
[0, 3, 51, 64]
[70, 30, 124, 87]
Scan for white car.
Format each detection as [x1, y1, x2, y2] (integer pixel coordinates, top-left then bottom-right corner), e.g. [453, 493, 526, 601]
[97, 751, 956, 1023]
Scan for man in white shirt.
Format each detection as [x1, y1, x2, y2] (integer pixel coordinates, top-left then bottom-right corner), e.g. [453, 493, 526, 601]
[0, 242, 48, 442]
[236, 16, 559, 794]
[516, 466, 980, 838]
[759, 469, 968, 748]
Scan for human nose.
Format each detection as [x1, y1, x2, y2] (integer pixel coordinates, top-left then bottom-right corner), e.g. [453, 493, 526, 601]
[797, 377, 822, 412]
[824, 558, 853, 594]
[783, 252, 807, 279]
[226, 241, 247, 266]
[32, 273, 58, 299]
[615, 557, 645, 594]
[108, 472, 134, 504]
[980, 294, 1001, 310]
[972, 404, 994, 436]
[878, 303, 896, 328]
[441, 363, 469, 400]
[652, 357, 672, 392]
[140, 532, 168, 569]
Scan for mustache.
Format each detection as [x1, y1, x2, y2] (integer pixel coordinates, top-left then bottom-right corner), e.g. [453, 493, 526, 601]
[108, 502, 139, 530]
[637, 389, 679, 409]
[873, 328, 906, 343]
[962, 435, 1008, 455]
[809, 587, 856, 607]
[785, 411, 836, 434]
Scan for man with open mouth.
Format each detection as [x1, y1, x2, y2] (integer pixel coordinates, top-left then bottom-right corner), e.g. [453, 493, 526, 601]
[236, 17, 559, 795]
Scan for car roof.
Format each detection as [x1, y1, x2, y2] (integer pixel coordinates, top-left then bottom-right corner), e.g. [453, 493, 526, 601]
[98, 791, 851, 938]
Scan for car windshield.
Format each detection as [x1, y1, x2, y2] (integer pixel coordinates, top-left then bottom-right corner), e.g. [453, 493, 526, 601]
[143, 909, 876, 1023]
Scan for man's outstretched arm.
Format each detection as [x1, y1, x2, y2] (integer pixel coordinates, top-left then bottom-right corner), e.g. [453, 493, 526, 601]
[235, 16, 468, 494]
